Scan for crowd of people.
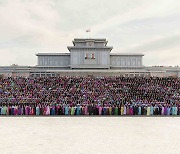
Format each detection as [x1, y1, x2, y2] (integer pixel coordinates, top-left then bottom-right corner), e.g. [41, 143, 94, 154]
[0, 76, 179, 116]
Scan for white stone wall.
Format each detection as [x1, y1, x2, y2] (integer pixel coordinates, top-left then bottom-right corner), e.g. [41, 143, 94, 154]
[94, 42, 105, 47]
[70, 49, 110, 69]
[74, 42, 86, 47]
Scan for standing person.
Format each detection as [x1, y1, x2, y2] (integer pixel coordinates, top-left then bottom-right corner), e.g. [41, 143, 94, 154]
[167, 105, 171, 116]
[22, 105, 25, 115]
[106, 106, 109, 115]
[88, 104, 92, 115]
[134, 105, 138, 115]
[46, 105, 50, 115]
[98, 105, 102, 115]
[14, 105, 18, 115]
[38, 104, 41, 114]
[133, 105, 136, 115]
[141, 105, 144, 115]
[50, 105, 52, 115]
[25, 105, 28, 115]
[60, 105, 64, 115]
[18, 105, 22, 115]
[143, 105, 147, 115]
[150, 105, 154, 116]
[65, 105, 69, 115]
[80, 105, 83, 115]
[74, 105, 77, 115]
[81, 105, 85, 115]
[11, 105, 15, 115]
[112, 105, 115, 115]
[56, 104, 60, 115]
[80, 104, 83, 115]
[1, 105, 3, 115]
[0, 105, 2, 115]
[161, 105, 164, 115]
[76, 105, 80, 115]
[153, 105, 157, 115]
[178, 104, 180, 115]
[117, 105, 120, 115]
[147, 105, 150, 116]
[31, 105, 35, 115]
[43, 105, 46, 115]
[36, 105, 40, 115]
[1, 105, 7, 115]
[115, 106, 118, 115]
[84, 105, 88, 115]
[174, 105, 178, 116]
[158, 105, 162, 115]
[103, 106, 107, 115]
[121, 105, 124, 115]
[5, 105, 8, 115]
[1, 106, 3, 115]
[123, 105, 126, 115]
[68, 105, 71, 115]
[164, 105, 167, 115]
[6, 105, 9, 115]
[95, 105, 99, 115]
[8, 105, 12, 115]
[172, 105, 175, 116]
[51, 104, 56, 115]
[71, 105, 75, 115]
[129, 105, 133, 115]
[138, 106, 141, 115]
[40, 105, 43, 115]
[109, 105, 112, 115]
[126, 105, 130, 115]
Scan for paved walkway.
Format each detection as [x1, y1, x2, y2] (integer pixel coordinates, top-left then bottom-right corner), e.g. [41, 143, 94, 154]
[0, 117, 179, 154]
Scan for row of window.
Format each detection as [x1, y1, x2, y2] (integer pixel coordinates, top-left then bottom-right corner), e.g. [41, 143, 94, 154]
[30, 73, 150, 78]
[39, 58, 69, 66]
[111, 58, 141, 66]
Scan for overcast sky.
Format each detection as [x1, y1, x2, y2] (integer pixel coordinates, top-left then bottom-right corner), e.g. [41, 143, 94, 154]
[0, 0, 180, 66]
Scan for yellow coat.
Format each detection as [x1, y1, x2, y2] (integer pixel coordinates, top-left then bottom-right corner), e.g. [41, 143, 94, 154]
[147, 107, 150, 115]
[121, 106, 124, 115]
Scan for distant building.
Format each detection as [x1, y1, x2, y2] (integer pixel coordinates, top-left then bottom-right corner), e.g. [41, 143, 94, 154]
[0, 38, 179, 77]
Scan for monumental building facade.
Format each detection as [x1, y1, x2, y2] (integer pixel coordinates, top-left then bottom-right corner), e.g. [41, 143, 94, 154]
[0, 38, 180, 77]
[36, 38, 144, 70]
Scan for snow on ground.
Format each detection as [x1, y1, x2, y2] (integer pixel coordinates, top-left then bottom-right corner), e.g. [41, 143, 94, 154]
[0, 117, 179, 154]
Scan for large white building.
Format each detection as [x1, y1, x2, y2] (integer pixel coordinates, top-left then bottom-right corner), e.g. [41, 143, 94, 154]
[36, 38, 144, 69]
[0, 38, 180, 77]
